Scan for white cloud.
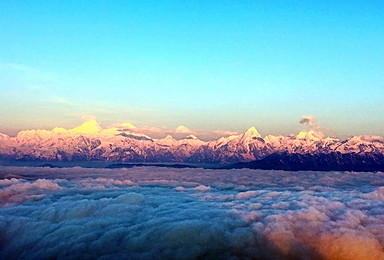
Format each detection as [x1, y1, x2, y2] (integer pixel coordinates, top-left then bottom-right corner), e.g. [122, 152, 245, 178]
[299, 115, 319, 129]
[235, 190, 264, 200]
[0, 178, 61, 205]
[194, 185, 211, 191]
[0, 178, 20, 186]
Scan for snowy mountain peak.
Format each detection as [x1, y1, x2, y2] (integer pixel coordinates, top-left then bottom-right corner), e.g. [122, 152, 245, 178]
[244, 127, 261, 138]
[120, 122, 136, 129]
[296, 130, 324, 141]
[175, 125, 192, 134]
[350, 135, 384, 143]
[155, 135, 178, 146]
[71, 120, 102, 134]
[52, 127, 66, 133]
[1, 122, 384, 165]
[0, 132, 10, 139]
[185, 134, 198, 140]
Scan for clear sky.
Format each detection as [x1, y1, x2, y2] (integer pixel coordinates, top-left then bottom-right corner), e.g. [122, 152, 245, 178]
[0, 0, 383, 138]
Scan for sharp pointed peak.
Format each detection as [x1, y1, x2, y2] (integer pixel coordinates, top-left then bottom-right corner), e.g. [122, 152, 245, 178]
[244, 127, 261, 137]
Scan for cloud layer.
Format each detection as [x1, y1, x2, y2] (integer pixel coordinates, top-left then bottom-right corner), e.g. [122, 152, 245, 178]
[1, 166, 384, 259]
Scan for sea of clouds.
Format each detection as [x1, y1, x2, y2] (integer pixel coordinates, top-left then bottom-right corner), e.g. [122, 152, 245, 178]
[1, 166, 384, 259]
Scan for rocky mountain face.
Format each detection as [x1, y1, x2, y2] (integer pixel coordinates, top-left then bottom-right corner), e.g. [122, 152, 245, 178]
[227, 152, 384, 172]
[0, 120, 383, 171]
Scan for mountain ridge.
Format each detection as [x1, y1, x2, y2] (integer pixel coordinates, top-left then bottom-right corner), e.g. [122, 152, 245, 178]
[0, 120, 383, 171]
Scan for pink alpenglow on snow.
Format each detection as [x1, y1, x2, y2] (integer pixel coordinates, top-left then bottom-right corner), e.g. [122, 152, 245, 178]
[0, 118, 383, 172]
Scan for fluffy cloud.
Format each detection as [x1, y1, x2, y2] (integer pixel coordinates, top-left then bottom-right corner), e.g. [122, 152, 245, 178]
[299, 115, 335, 136]
[0, 178, 61, 206]
[235, 190, 264, 200]
[194, 185, 211, 191]
[365, 186, 384, 201]
[77, 177, 134, 189]
[299, 115, 319, 129]
[0, 178, 20, 186]
[1, 166, 384, 259]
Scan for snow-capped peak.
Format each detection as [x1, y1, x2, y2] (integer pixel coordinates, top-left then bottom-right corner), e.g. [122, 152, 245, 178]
[349, 135, 384, 143]
[185, 134, 198, 140]
[179, 134, 206, 146]
[175, 125, 193, 134]
[296, 130, 324, 141]
[52, 127, 66, 133]
[155, 134, 178, 146]
[0, 133, 10, 139]
[1, 122, 384, 165]
[241, 127, 261, 139]
[245, 127, 261, 137]
[71, 120, 102, 134]
[120, 122, 136, 129]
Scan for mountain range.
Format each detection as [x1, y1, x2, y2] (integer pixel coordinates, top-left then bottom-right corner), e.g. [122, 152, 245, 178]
[0, 120, 383, 171]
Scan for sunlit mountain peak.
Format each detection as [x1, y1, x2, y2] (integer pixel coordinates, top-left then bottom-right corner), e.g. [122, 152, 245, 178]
[71, 120, 102, 134]
[175, 125, 192, 134]
[243, 127, 261, 138]
[52, 127, 66, 133]
[297, 130, 324, 141]
[120, 122, 136, 129]
[185, 134, 198, 140]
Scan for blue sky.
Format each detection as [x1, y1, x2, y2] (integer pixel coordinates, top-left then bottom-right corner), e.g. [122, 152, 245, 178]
[0, 0, 383, 137]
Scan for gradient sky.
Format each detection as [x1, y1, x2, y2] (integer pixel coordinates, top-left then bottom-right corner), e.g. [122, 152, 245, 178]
[0, 0, 383, 138]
